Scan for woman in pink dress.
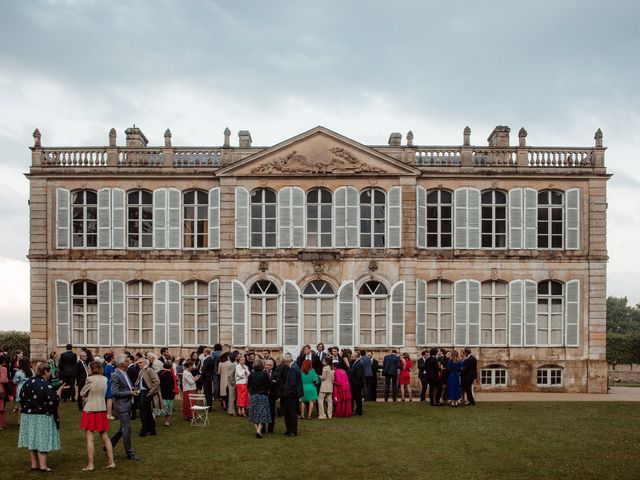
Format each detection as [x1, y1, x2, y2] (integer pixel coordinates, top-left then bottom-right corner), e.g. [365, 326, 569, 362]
[332, 367, 352, 417]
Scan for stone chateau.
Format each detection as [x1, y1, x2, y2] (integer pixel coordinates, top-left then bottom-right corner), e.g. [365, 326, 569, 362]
[27, 124, 608, 392]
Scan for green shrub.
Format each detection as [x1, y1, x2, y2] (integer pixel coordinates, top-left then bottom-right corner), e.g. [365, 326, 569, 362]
[0, 330, 30, 359]
[607, 332, 640, 367]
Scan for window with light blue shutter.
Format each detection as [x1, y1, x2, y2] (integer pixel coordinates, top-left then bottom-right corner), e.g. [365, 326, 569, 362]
[56, 189, 70, 249]
[235, 187, 249, 248]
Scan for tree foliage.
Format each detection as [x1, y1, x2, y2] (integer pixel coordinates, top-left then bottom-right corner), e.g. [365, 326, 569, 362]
[0, 330, 30, 359]
[607, 297, 640, 366]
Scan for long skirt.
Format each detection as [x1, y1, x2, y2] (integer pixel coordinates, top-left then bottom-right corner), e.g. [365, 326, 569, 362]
[248, 394, 271, 424]
[156, 399, 174, 417]
[18, 414, 61, 452]
[236, 384, 249, 408]
[182, 390, 196, 419]
[333, 385, 352, 417]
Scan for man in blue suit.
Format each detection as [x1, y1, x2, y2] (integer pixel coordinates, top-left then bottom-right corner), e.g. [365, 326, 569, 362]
[282, 353, 303, 436]
[109, 354, 139, 461]
[382, 349, 400, 402]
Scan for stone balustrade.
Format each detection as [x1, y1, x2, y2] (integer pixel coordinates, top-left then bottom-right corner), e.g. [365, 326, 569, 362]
[41, 147, 108, 167]
[414, 147, 461, 166]
[173, 147, 222, 167]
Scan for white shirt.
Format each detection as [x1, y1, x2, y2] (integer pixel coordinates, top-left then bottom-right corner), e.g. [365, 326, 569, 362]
[182, 370, 197, 391]
[235, 364, 250, 385]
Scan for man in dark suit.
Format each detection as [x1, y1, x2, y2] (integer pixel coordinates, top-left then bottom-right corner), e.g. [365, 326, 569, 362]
[359, 349, 373, 401]
[282, 353, 303, 436]
[158, 347, 169, 365]
[126, 353, 140, 419]
[461, 348, 478, 406]
[276, 355, 290, 418]
[296, 344, 322, 375]
[110, 354, 139, 461]
[369, 353, 379, 401]
[348, 351, 365, 416]
[425, 348, 443, 406]
[417, 350, 428, 402]
[200, 348, 215, 410]
[382, 349, 400, 402]
[265, 358, 279, 433]
[58, 343, 77, 402]
[75, 350, 89, 411]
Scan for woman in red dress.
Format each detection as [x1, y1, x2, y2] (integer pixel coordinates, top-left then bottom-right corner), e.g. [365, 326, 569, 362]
[332, 367, 352, 417]
[399, 353, 413, 402]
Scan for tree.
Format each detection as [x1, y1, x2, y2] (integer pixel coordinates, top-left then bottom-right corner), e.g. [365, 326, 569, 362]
[606, 296, 640, 334]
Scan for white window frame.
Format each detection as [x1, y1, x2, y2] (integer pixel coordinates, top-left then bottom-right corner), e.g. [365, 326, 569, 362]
[426, 280, 453, 345]
[537, 366, 563, 386]
[480, 189, 508, 249]
[306, 187, 333, 248]
[71, 190, 98, 249]
[248, 281, 280, 346]
[426, 188, 453, 248]
[359, 188, 386, 248]
[537, 190, 564, 250]
[250, 188, 277, 248]
[302, 281, 336, 346]
[182, 280, 209, 346]
[480, 367, 508, 387]
[126, 280, 154, 346]
[357, 281, 389, 347]
[71, 280, 98, 346]
[127, 190, 154, 249]
[537, 280, 564, 347]
[183, 189, 209, 250]
[480, 280, 508, 346]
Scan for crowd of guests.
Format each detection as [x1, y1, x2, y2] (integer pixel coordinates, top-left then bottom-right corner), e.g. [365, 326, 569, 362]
[0, 342, 478, 471]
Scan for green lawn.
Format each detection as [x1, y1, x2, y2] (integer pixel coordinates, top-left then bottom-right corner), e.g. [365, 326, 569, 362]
[1, 400, 639, 480]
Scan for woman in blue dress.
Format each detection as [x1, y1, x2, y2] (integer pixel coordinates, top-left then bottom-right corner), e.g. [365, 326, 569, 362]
[446, 350, 463, 407]
[103, 353, 115, 420]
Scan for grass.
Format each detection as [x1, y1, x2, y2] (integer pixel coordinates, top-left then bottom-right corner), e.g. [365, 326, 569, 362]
[1, 400, 639, 480]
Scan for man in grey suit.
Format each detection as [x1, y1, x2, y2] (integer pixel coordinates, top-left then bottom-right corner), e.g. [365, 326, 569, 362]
[109, 354, 140, 461]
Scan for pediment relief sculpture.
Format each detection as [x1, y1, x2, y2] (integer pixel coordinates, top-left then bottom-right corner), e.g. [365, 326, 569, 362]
[250, 147, 387, 175]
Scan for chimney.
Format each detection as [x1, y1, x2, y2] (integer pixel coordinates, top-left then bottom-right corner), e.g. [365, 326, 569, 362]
[487, 126, 510, 147]
[125, 125, 149, 148]
[238, 130, 252, 148]
[388, 132, 402, 147]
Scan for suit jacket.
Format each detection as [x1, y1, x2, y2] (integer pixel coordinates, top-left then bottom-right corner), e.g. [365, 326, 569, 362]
[80, 375, 107, 412]
[417, 357, 428, 380]
[461, 355, 478, 383]
[201, 354, 216, 381]
[75, 360, 89, 388]
[140, 366, 162, 409]
[266, 368, 279, 398]
[382, 354, 400, 376]
[348, 359, 365, 389]
[111, 368, 134, 413]
[425, 356, 440, 382]
[58, 350, 77, 377]
[296, 353, 322, 375]
[283, 363, 303, 398]
[276, 363, 290, 398]
[361, 355, 373, 378]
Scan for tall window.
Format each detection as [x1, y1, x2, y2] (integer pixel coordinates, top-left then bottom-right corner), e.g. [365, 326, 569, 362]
[72, 281, 97, 345]
[183, 280, 208, 345]
[302, 280, 335, 345]
[537, 280, 563, 345]
[537, 365, 563, 386]
[307, 188, 332, 247]
[426, 280, 453, 344]
[360, 188, 385, 248]
[251, 188, 277, 247]
[481, 190, 507, 248]
[127, 190, 153, 248]
[358, 281, 388, 345]
[249, 280, 278, 345]
[481, 281, 507, 345]
[538, 190, 563, 249]
[127, 280, 153, 345]
[426, 189, 452, 248]
[183, 190, 208, 249]
[72, 190, 98, 248]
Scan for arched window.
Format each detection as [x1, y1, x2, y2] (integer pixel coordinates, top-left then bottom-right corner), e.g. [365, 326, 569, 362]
[183, 280, 209, 345]
[127, 280, 153, 345]
[184, 190, 209, 249]
[249, 280, 279, 345]
[481, 281, 507, 345]
[537, 364, 563, 386]
[72, 190, 98, 248]
[127, 190, 153, 248]
[481, 365, 508, 386]
[360, 188, 386, 248]
[537, 280, 564, 345]
[72, 280, 98, 345]
[481, 190, 507, 248]
[426, 280, 453, 344]
[251, 188, 277, 247]
[426, 189, 453, 248]
[358, 281, 388, 345]
[537, 190, 564, 249]
[302, 280, 335, 345]
[307, 188, 332, 248]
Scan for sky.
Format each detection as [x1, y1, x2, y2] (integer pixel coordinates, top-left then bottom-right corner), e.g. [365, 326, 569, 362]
[0, 0, 639, 331]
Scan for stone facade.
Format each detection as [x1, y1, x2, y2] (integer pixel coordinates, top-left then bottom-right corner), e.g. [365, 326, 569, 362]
[27, 124, 609, 392]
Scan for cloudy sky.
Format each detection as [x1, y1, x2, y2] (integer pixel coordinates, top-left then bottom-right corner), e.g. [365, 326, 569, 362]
[0, 0, 639, 331]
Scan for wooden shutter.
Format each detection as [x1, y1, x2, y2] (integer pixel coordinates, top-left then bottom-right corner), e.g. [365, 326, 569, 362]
[454, 280, 468, 345]
[524, 188, 538, 249]
[235, 187, 249, 248]
[153, 280, 167, 346]
[390, 281, 405, 346]
[509, 188, 524, 249]
[416, 279, 426, 345]
[509, 280, 523, 346]
[278, 187, 292, 247]
[167, 188, 181, 249]
[524, 280, 537, 346]
[467, 280, 480, 346]
[232, 280, 247, 346]
[55, 280, 70, 346]
[167, 280, 181, 346]
[454, 188, 468, 248]
[387, 186, 402, 248]
[565, 279, 580, 346]
[338, 281, 355, 346]
[291, 187, 305, 248]
[467, 188, 481, 248]
[282, 281, 300, 349]
[56, 188, 70, 249]
[111, 280, 126, 346]
[345, 186, 358, 247]
[153, 188, 167, 249]
[565, 188, 580, 250]
[208, 280, 219, 345]
[208, 187, 220, 249]
[98, 280, 112, 346]
[111, 188, 125, 249]
[334, 187, 347, 247]
[98, 188, 111, 248]
[416, 186, 426, 248]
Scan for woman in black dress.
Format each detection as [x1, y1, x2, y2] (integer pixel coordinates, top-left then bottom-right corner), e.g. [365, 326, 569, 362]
[247, 358, 271, 438]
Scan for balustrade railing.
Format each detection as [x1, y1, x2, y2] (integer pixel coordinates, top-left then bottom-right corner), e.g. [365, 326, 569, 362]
[118, 148, 164, 166]
[41, 148, 107, 167]
[472, 147, 517, 166]
[173, 148, 222, 167]
[415, 147, 461, 166]
[527, 148, 592, 167]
